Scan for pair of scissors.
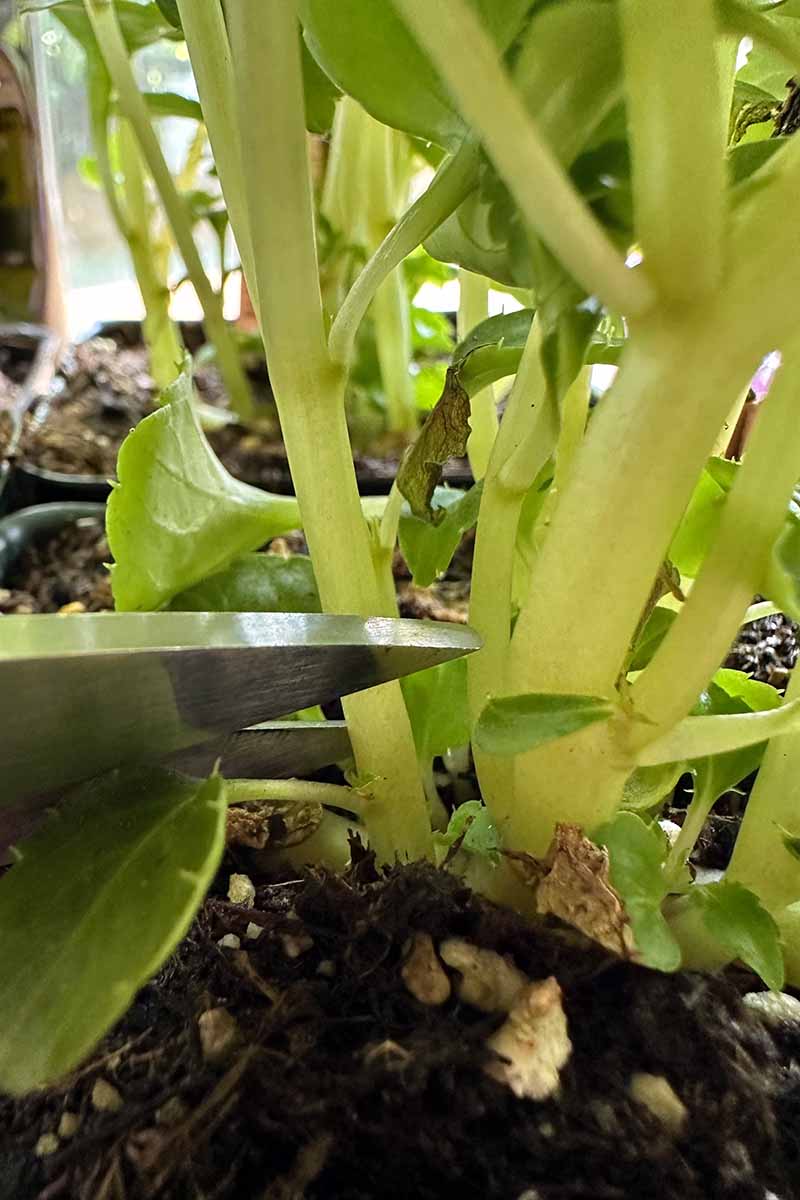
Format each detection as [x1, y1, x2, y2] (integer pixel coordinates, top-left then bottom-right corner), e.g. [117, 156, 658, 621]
[0, 611, 480, 852]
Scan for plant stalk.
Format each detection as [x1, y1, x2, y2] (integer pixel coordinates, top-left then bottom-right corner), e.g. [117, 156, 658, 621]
[458, 270, 498, 480]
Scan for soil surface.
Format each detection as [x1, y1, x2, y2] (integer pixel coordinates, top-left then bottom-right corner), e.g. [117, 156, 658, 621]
[17, 337, 471, 494]
[2, 848, 797, 1200]
[725, 610, 799, 689]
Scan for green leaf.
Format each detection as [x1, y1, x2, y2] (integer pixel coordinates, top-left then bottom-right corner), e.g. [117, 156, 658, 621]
[77, 153, 102, 189]
[638, 697, 800, 767]
[169, 553, 320, 614]
[0, 766, 227, 1094]
[299, 0, 530, 151]
[622, 761, 687, 814]
[301, 36, 341, 135]
[434, 800, 500, 864]
[669, 464, 730, 578]
[28, 0, 181, 53]
[154, 0, 181, 29]
[729, 138, 787, 185]
[691, 881, 784, 990]
[629, 605, 677, 672]
[399, 483, 482, 587]
[106, 365, 302, 611]
[141, 91, 203, 123]
[593, 812, 681, 971]
[711, 666, 783, 713]
[397, 368, 472, 520]
[402, 657, 470, 762]
[765, 514, 800, 621]
[473, 692, 613, 757]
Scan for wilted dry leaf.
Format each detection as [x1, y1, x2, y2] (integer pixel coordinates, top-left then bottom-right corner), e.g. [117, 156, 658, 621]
[508, 823, 634, 958]
[226, 799, 322, 850]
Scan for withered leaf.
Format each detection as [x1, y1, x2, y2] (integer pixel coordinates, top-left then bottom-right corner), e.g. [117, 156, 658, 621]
[226, 800, 323, 850]
[397, 367, 471, 520]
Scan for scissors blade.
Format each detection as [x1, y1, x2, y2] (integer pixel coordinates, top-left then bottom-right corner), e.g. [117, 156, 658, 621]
[164, 721, 352, 779]
[0, 611, 479, 810]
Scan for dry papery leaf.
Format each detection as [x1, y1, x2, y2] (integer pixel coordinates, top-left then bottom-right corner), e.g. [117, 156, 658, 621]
[508, 823, 636, 958]
[226, 799, 323, 850]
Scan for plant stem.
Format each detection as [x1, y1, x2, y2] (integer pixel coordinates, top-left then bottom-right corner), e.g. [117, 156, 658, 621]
[225, 777, 364, 817]
[728, 661, 800, 911]
[619, 0, 727, 301]
[221, 0, 431, 863]
[328, 136, 481, 366]
[391, 0, 654, 319]
[175, 0, 257, 310]
[631, 341, 800, 737]
[468, 319, 556, 812]
[664, 779, 715, 888]
[458, 270, 498, 480]
[85, 0, 254, 422]
[116, 121, 183, 391]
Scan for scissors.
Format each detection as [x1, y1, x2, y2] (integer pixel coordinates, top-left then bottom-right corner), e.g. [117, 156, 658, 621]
[0, 611, 480, 851]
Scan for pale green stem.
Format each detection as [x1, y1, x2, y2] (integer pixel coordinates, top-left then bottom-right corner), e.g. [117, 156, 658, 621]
[458, 270, 498, 480]
[116, 121, 183, 390]
[728, 662, 800, 911]
[391, 0, 655, 318]
[619, 0, 728, 302]
[328, 136, 481, 366]
[631, 340, 800, 737]
[468, 320, 557, 814]
[664, 778, 715, 888]
[531, 366, 591, 555]
[373, 267, 417, 434]
[85, 0, 254, 422]
[176, 0, 257, 311]
[222, 0, 431, 863]
[225, 777, 364, 817]
[270, 811, 359, 872]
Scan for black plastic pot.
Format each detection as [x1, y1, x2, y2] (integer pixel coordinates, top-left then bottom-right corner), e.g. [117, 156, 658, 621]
[0, 501, 105, 583]
[0, 322, 60, 514]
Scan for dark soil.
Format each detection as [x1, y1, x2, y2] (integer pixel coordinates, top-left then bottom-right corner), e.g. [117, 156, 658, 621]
[725, 610, 799, 689]
[1, 849, 797, 1200]
[0, 515, 112, 615]
[17, 336, 471, 494]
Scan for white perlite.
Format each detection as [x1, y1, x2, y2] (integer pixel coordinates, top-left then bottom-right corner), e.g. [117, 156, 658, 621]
[198, 1007, 240, 1066]
[57, 1111, 80, 1139]
[245, 922, 262, 941]
[629, 1073, 687, 1134]
[743, 990, 800, 1029]
[439, 938, 528, 1012]
[228, 873, 256, 908]
[401, 932, 451, 1006]
[217, 933, 241, 950]
[485, 976, 572, 1100]
[91, 1078, 123, 1113]
[34, 1133, 60, 1157]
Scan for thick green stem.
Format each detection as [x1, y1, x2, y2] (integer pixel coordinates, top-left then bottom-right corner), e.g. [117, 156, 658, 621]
[116, 122, 183, 390]
[468, 321, 557, 814]
[226, 777, 364, 817]
[391, 0, 654, 318]
[458, 270, 498, 480]
[328, 136, 481, 365]
[85, 0, 253, 422]
[220, 0, 431, 863]
[632, 342, 800, 736]
[619, 0, 728, 302]
[728, 663, 800, 911]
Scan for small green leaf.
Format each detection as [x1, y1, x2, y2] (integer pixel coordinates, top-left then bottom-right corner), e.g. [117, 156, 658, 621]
[622, 761, 687, 814]
[402, 657, 470, 762]
[169, 553, 320, 614]
[106, 365, 302, 611]
[397, 368, 472, 520]
[691, 881, 784, 990]
[300, 36, 341, 135]
[669, 465, 729, 578]
[778, 823, 800, 862]
[154, 0, 181, 28]
[29, 0, 181, 53]
[434, 800, 500, 863]
[473, 692, 613, 757]
[141, 91, 203, 123]
[638, 698, 800, 767]
[399, 483, 482, 587]
[593, 812, 681, 972]
[0, 767, 227, 1094]
[629, 606, 678, 672]
[765, 515, 800, 622]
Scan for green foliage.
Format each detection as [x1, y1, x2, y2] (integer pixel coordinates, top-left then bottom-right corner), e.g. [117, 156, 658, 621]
[474, 693, 614, 757]
[402, 657, 471, 761]
[622, 762, 688, 814]
[107, 368, 301, 611]
[0, 767, 227, 1093]
[434, 800, 501, 863]
[399, 483, 482, 586]
[689, 881, 784, 990]
[593, 813, 681, 972]
[25, 0, 180, 52]
[169, 553, 320, 614]
[638, 696, 800, 766]
[629, 606, 678, 672]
